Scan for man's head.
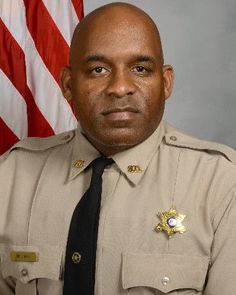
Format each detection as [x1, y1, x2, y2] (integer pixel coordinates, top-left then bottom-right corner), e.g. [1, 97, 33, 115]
[61, 2, 174, 155]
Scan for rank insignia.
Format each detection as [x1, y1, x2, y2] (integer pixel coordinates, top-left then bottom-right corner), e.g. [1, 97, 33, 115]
[155, 207, 186, 238]
[73, 160, 85, 168]
[127, 165, 143, 173]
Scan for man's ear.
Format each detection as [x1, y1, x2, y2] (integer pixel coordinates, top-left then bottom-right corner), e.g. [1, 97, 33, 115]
[60, 66, 72, 100]
[162, 65, 174, 100]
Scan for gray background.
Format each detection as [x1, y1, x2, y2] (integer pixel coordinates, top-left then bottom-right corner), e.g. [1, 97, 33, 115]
[84, 0, 236, 149]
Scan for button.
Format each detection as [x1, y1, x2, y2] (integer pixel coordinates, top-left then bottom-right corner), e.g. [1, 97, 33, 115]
[72, 252, 81, 264]
[161, 276, 170, 286]
[21, 268, 28, 277]
[170, 136, 177, 141]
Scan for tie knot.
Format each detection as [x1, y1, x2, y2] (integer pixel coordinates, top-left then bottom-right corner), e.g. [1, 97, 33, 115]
[91, 157, 114, 176]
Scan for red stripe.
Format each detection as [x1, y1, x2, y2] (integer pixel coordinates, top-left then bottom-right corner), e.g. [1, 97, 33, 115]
[0, 19, 54, 138]
[0, 117, 19, 154]
[71, 0, 84, 21]
[23, 0, 69, 86]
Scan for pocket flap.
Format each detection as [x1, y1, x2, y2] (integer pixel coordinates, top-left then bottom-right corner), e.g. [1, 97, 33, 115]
[0, 244, 63, 284]
[122, 253, 209, 293]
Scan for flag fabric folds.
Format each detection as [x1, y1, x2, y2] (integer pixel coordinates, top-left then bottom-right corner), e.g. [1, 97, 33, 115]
[0, 0, 84, 154]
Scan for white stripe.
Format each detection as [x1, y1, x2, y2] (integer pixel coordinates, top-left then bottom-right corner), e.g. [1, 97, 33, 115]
[0, 0, 27, 50]
[1, 0, 78, 134]
[25, 33, 78, 133]
[42, 0, 79, 45]
[0, 69, 28, 139]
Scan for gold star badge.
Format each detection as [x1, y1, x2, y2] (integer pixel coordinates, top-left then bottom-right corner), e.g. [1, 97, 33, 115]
[155, 207, 186, 238]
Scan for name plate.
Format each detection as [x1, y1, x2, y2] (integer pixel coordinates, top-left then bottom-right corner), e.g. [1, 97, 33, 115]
[10, 251, 39, 262]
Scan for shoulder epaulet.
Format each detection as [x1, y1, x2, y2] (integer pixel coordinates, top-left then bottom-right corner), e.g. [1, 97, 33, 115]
[164, 129, 236, 165]
[7, 130, 75, 155]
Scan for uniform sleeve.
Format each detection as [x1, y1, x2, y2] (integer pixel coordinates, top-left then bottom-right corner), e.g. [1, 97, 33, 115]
[204, 187, 236, 294]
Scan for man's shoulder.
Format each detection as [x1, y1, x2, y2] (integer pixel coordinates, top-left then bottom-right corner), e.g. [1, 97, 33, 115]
[163, 122, 236, 165]
[1, 130, 76, 161]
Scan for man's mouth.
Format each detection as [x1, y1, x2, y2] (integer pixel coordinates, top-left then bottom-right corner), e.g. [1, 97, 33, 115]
[102, 106, 139, 121]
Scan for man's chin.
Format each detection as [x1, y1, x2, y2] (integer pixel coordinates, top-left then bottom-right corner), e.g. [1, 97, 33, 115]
[83, 126, 155, 155]
[94, 132, 148, 151]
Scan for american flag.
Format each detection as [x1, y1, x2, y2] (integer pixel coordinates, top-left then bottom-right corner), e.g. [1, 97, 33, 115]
[0, 0, 84, 154]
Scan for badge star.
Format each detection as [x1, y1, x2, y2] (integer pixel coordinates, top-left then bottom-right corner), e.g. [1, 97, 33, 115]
[155, 207, 186, 238]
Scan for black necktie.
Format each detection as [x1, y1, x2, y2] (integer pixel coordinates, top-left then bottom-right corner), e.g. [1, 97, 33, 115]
[63, 157, 114, 295]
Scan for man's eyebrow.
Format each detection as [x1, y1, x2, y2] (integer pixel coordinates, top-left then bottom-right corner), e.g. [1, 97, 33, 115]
[133, 55, 157, 64]
[84, 55, 106, 63]
[83, 54, 158, 64]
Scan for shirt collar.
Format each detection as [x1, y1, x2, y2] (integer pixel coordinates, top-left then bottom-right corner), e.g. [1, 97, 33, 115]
[68, 125, 101, 181]
[68, 122, 165, 185]
[112, 122, 164, 186]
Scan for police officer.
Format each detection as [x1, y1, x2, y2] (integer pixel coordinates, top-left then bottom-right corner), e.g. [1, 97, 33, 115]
[0, 2, 236, 295]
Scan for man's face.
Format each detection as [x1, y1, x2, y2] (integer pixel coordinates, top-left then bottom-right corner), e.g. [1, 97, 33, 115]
[63, 13, 173, 155]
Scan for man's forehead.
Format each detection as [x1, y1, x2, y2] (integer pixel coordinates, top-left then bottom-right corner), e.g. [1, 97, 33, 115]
[78, 2, 156, 27]
[74, 35, 162, 67]
[76, 5, 158, 39]
[70, 2, 163, 65]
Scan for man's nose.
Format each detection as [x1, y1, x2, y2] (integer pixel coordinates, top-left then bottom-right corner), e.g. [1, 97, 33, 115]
[105, 70, 136, 98]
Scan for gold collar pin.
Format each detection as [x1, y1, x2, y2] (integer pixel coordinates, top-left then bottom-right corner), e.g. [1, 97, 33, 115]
[73, 160, 85, 168]
[127, 165, 143, 173]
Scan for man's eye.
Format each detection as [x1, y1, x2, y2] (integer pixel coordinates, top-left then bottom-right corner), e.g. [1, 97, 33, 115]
[132, 66, 148, 73]
[92, 67, 107, 74]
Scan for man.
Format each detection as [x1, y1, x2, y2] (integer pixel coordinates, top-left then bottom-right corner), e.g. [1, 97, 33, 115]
[0, 2, 236, 295]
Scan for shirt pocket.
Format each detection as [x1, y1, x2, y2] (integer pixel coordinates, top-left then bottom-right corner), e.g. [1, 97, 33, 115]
[122, 253, 209, 294]
[0, 244, 63, 295]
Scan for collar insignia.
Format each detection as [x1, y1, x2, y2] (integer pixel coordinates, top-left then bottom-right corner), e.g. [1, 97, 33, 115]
[73, 160, 85, 168]
[155, 207, 186, 238]
[127, 165, 143, 173]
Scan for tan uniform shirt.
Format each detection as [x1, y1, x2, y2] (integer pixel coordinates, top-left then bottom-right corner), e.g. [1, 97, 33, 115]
[0, 121, 236, 295]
